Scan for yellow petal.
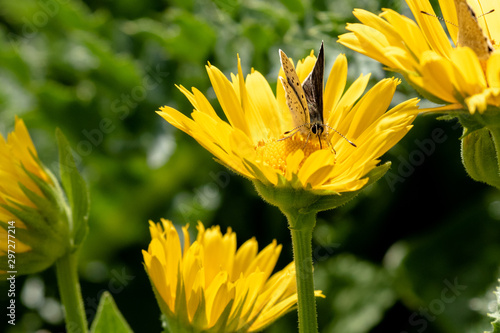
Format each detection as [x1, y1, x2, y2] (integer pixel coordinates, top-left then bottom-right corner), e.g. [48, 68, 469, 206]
[450, 47, 487, 95]
[406, 0, 453, 57]
[324, 54, 348, 121]
[245, 70, 284, 138]
[206, 64, 250, 136]
[411, 51, 458, 103]
[232, 238, 258, 278]
[487, 53, 500, 87]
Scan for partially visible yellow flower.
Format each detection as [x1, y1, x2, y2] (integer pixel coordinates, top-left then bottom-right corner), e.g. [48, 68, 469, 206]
[142, 219, 323, 333]
[338, 0, 500, 114]
[0, 117, 71, 276]
[158, 52, 417, 197]
[0, 118, 47, 255]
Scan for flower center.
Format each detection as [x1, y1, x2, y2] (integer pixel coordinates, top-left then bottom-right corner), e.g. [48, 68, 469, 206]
[255, 134, 329, 174]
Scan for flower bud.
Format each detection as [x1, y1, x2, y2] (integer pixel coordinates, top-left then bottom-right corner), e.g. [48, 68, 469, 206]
[459, 110, 500, 189]
[0, 118, 84, 277]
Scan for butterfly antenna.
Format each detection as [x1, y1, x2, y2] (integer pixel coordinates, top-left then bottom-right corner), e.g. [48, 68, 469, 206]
[420, 11, 457, 27]
[324, 125, 357, 147]
[477, 9, 494, 19]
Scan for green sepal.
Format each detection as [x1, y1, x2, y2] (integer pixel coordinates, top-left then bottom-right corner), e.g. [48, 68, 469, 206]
[225, 292, 251, 332]
[173, 266, 190, 330]
[0, 215, 65, 258]
[21, 165, 68, 226]
[191, 289, 208, 330]
[0, 249, 54, 275]
[19, 184, 60, 227]
[1, 201, 49, 235]
[240, 158, 273, 187]
[56, 129, 90, 248]
[457, 107, 500, 137]
[206, 299, 234, 333]
[89, 291, 134, 333]
[0, 198, 68, 278]
[2, 169, 70, 244]
[456, 109, 500, 189]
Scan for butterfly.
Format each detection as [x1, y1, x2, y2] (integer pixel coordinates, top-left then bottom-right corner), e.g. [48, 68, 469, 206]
[278, 42, 356, 153]
[454, 0, 494, 60]
[421, 0, 494, 60]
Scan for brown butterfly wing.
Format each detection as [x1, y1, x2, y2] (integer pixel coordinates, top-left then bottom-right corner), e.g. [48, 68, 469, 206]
[279, 49, 310, 128]
[302, 42, 325, 125]
[455, 0, 493, 60]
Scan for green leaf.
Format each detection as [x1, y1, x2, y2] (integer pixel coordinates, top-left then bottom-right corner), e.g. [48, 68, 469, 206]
[90, 291, 133, 333]
[278, 0, 304, 16]
[56, 129, 90, 248]
[315, 254, 397, 333]
[206, 299, 234, 333]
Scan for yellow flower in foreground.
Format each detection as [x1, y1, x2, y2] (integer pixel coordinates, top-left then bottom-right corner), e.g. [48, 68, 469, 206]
[143, 219, 321, 332]
[338, 0, 500, 114]
[0, 117, 71, 277]
[158, 52, 418, 196]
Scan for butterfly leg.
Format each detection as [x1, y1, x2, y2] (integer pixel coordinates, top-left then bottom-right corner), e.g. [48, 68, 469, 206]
[317, 134, 323, 150]
[324, 135, 337, 154]
[302, 130, 312, 151]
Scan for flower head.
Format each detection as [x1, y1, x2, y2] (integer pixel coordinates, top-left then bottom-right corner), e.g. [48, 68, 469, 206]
[338, 0, 500, 114]
[158, 50, 417, 200]
[0, 118, 73, 277]
[142, 219, 321, 332]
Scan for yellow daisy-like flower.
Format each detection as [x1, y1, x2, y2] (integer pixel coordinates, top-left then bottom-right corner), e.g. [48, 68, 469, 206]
[338, 0, 500, 114]
[0, 118, 49, 256]
[142, 219, 321, 332]
[0, 117, 71, 277]
[158, 52, 418, 196]
[158, 50, 418, 332]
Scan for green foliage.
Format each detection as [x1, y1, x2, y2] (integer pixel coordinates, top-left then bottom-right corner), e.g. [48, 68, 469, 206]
[315, 254, 397, 333]
[90, 292, 133, 333]
[57, 128, 90, 249]
[486, 281, 500, 333]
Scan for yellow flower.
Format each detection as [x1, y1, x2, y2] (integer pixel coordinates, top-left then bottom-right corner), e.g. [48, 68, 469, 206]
[0, 118, 47, 255]
[158, 52, 418, 196]
[142, 219, 321, 332]
[338, 0, 500, 114]
[0, 117, 71, 276]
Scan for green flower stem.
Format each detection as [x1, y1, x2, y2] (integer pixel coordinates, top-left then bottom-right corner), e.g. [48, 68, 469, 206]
[284, 210, 318, 333]
[55, 250, 88, 333]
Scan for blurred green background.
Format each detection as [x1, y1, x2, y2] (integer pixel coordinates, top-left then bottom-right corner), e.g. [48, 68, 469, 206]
[1, 0, 499, 332]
